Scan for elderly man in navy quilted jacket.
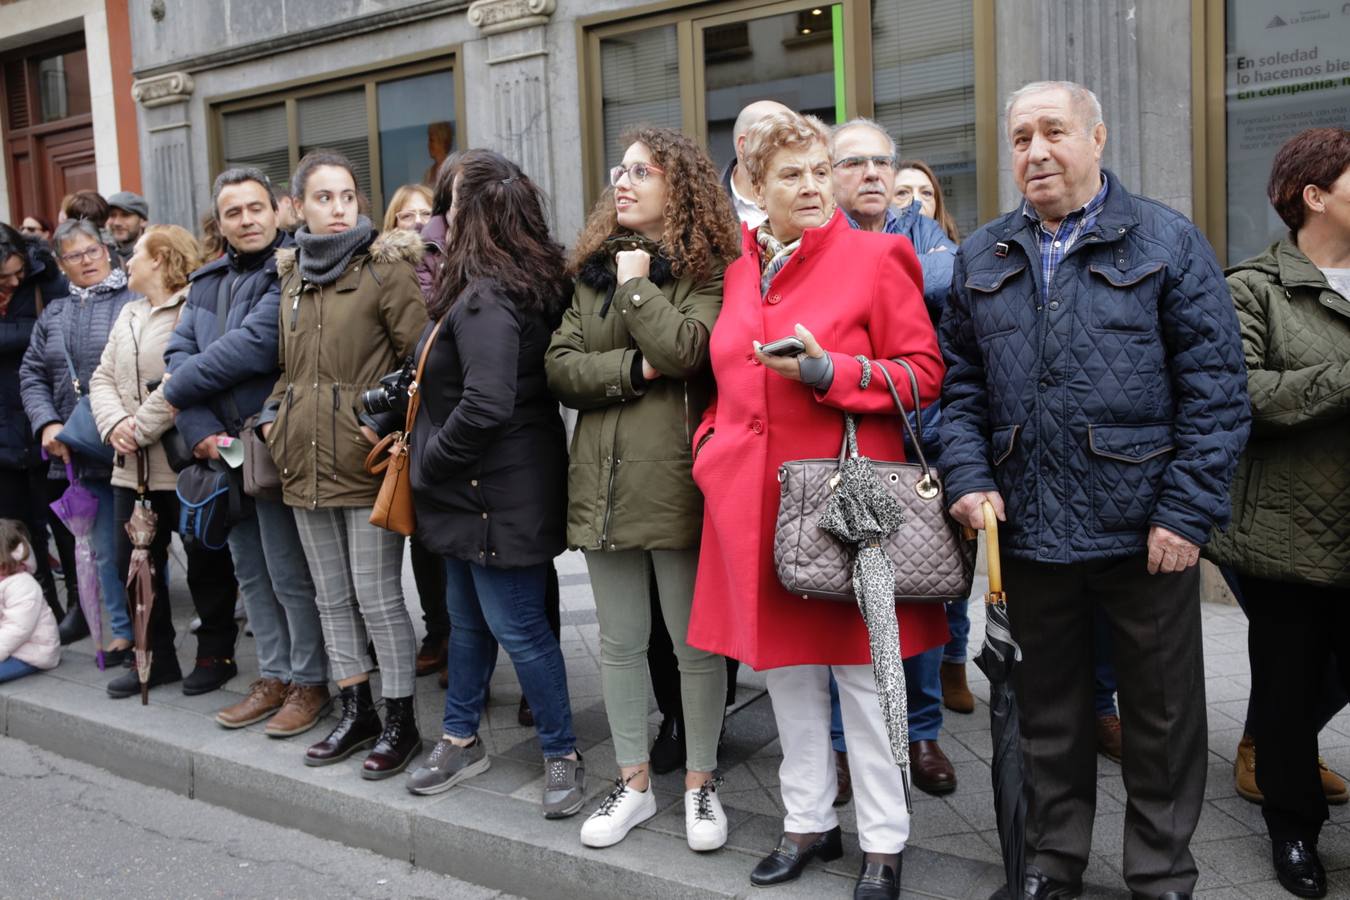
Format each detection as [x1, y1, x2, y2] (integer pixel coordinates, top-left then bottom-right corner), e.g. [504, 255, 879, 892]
[940, 81, 1250, 900]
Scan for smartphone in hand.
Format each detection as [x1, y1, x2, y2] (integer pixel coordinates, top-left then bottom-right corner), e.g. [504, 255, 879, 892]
[759, 336, 806, 357]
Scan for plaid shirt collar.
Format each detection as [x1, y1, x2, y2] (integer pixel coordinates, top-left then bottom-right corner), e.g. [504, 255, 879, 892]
[1022, 175, 1109, 297]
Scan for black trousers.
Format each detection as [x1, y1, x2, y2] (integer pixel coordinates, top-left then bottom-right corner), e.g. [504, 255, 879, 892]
[410, 534, 450, 642]
[112, 487, 239, 660]
[0, 465, 68, 620]
[1004, 553, 1205, 897]
[1243, 574, 1350, 845]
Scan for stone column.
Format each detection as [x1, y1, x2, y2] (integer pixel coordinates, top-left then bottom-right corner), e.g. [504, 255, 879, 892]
[130, 71, 197, 230]
[466, 0, 557, 229]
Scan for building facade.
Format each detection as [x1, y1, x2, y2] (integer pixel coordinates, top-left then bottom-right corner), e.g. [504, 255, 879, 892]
[1, 0, 1335, 268]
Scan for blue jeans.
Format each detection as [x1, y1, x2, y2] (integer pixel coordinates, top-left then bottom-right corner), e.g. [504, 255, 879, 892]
[1094, 607, 1119, 717]
[85, 478, 132, 641]
[0, 657, 40, 683]
[944, 599, 971, 664]
[831, 645, 944, 752]
[227, 499, 328, 685]
[442, 558, 576, 758]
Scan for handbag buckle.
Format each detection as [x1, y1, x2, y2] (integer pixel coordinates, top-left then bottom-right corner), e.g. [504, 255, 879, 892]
[915, 474, 940, 500]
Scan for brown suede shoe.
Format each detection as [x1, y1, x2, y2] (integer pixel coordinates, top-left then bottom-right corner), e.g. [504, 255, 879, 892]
[910, 740, 956, 795]
[940, 661, 975, 714]
[1096, 714, 1122, 763]
[1234, 734, 1349, 805]
[215, 677, 289, 729]
[416, 636, 448, 678]
[265, 683, 332, 738]
[1321, 758, 1348, 804]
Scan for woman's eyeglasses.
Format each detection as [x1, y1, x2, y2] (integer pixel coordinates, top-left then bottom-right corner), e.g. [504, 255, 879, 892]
[609, 162, 665, 187]
[59, 245, 106, 265]
[395, 208, 432, 225]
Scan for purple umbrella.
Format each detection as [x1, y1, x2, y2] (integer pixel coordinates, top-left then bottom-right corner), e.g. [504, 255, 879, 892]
[49, 460, 104, 670]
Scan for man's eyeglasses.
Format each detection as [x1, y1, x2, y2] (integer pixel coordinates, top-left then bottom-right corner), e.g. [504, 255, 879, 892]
[59, 246, 106, 265]
[395, 208, 432, 226]
[609, 162, 665, 187]
[833, 155, 896, 172]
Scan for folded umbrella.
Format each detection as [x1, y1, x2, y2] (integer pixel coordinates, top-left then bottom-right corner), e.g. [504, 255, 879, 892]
[124, 453, 159, 705]
[48, 460, 104, 670]
[972, 500, 1026, 900]
[817, 361, 912, 812]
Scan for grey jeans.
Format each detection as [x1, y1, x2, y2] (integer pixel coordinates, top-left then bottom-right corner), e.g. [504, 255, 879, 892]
[585, 548, 726, 773]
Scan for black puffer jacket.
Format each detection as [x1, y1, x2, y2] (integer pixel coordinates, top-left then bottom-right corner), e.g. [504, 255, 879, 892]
[0, 240, 67, 469]
[410, 278, 567, 568]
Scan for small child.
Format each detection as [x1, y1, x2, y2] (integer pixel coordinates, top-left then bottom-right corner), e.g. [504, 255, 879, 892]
[0, 519, 60, 683]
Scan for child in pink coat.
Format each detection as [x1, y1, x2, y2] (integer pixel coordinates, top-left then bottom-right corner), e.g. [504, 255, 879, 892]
[0, 519, 60, 683]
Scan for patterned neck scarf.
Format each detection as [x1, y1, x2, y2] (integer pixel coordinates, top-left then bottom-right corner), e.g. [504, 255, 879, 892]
[69, 266, 127, 303]
[756, 224, 802, 297]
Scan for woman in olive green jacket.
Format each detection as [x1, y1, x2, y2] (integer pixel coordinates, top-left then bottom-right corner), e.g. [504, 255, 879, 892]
[260, 150, 429, 782]
[545, 128, 740, 852]
[1207, 127, 1350, 897]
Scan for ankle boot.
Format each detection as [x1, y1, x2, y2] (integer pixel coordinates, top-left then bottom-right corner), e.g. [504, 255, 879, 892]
[58, 604, 89, 645]
[305, 682, 381, 767]
[362, 695, 421, 780]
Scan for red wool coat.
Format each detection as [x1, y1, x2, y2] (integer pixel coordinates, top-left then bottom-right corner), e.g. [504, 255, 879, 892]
[687, 211, 949, 670]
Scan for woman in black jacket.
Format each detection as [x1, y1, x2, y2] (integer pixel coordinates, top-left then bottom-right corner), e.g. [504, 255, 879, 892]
[402, 150, 582, 819]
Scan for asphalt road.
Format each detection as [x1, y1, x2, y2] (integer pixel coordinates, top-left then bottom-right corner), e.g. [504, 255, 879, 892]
[0, 734, 522, 900]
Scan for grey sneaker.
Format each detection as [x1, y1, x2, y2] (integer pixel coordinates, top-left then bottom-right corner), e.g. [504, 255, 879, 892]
[542, 752, 585, 819]
[406, 737, 489, 796]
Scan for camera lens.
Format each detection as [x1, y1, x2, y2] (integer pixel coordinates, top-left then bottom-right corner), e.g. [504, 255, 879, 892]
[360, 387, 392, 415]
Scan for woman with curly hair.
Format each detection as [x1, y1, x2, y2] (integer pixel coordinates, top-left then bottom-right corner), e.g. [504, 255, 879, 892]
[546, 127, 739, 851]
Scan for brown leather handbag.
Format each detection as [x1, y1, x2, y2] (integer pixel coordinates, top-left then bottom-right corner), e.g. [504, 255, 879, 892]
[366, 318, 445, 535]
[773, 358, 976, 603]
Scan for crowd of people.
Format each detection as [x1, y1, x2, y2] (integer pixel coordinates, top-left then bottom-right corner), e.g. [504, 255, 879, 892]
[0, 80, 1346, 900]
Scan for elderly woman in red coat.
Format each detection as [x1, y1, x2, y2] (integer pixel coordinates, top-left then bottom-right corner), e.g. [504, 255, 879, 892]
[687, 110, 945, 900]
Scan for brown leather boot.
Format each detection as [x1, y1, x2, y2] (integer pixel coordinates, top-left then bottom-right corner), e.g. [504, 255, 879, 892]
[910, 740, 956, 795]
[833, 750, 853, 807]
[1235, 734, 1261, 802]
[940, 662, 975, 714]
[1096, 714, 1123, 763]
[215, 677, 289, 729]
[1321, 758, 1348, 804]
[415, 635, 448, 677]
[361, 695, 422, 780]
[306, 682, 381, 767]
[265, 683, 332, 738]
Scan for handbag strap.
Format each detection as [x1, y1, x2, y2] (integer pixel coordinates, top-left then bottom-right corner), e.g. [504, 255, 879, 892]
[873, 359, 930, 475]
[404, 317, 447, 435]
[61, 302, 83, 396]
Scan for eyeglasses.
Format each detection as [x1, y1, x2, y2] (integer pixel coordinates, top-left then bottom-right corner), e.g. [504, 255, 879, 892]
[395, 208, 432, 225]
[59, 245, 106, 265]
[832, 155, 896, 172]
[609, 162, 665, 187]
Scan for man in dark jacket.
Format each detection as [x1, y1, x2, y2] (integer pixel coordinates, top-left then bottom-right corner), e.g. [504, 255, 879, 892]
[940, 81, 1251, 900]
[162, 167, 330, 735]
[0, 224, 69, 623]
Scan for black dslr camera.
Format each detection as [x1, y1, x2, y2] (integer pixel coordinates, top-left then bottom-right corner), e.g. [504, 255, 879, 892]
[358, 356, 414, 438]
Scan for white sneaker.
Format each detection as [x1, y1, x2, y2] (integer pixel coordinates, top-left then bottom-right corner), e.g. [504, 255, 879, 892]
[579, 777, 656, 848]
[685, 779, 728, 852]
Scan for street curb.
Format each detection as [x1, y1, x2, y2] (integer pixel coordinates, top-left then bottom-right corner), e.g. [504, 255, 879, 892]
[0, 658, 1015, 899]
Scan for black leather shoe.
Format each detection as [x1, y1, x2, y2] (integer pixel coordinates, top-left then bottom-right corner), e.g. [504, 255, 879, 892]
[58, 604, 89, 645]
[650, 715, 685, 775]
[988, 866, 1080, 900]
[1147, 893, 1191, 900]
[306, 682, 382, 767]
[106, 660, 182, 699]
[750, 826, 844, 886]
[102, 646, 134, 668]
[854, 857, 901, 899]
[361, 695, 421, 780]
[1273, 840, 1327, 898]
[182, 657, 239, 696]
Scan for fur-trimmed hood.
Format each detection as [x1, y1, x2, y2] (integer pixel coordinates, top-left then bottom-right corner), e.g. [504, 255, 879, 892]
[276, 226, 424, 278]
[575, 236, 675, 292]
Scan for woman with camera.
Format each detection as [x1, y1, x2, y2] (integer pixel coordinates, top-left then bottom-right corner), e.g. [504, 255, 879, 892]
[402, 150, 584, 818]
[546, 128, 740, 851]
[259, 149, 429, 779]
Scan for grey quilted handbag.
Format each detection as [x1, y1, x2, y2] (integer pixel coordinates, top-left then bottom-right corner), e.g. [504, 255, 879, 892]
[773, 359, 976, 603]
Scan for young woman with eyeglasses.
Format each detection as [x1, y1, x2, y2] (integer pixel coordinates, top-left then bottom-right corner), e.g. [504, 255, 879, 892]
[546, 127, 741, 852]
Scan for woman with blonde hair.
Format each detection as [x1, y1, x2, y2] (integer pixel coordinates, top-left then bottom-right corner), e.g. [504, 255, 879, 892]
[382, 184, 434, 234]
[547, 127, 740, 851]
[89, 225, 240, 699]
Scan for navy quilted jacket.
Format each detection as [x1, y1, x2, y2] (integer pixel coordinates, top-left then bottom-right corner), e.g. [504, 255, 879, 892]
[938, 170, 1251, 563]
[0, 241, 67, 469]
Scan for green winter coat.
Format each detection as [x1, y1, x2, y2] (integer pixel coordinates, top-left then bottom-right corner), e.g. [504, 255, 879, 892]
[545, 242, 724, 552]
[264, 229, 429, 510]
[1207, 238, 1350, 587]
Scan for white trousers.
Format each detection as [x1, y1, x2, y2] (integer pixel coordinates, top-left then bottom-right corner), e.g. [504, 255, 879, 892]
[765, 663, 911, 854]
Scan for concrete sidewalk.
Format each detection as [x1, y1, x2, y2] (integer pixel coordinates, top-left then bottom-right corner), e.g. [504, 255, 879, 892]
[2, 549, 1347, 899]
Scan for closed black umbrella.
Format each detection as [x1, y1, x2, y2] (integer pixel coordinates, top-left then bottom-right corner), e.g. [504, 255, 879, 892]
[971, 501, 1025, 899]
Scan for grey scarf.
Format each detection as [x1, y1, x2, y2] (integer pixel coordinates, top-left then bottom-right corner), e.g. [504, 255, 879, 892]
[69, 266, 127, 303]
[294, 217, 374, 286]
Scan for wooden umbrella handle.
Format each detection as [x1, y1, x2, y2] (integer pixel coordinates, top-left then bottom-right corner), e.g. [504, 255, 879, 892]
[982, 499, 1005, 603]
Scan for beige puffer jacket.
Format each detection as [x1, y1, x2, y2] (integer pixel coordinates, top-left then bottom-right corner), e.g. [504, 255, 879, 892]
[89, 289, 186, 491]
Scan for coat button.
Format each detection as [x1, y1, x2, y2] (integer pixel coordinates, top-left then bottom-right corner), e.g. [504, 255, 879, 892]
[1048, 300, 1059, 310]
[750, 419, 763, 433]
[1038, 381, 1049, 392]
[481, 512, 488, 519]
[470, 479, 478, 487]
[767, 293, 782, 305]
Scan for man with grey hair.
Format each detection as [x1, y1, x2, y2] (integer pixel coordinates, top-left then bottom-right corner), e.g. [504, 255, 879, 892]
[162, 166, 331, 737]
[721, 99, 792, 227]
[940, 81, 1251, 899]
